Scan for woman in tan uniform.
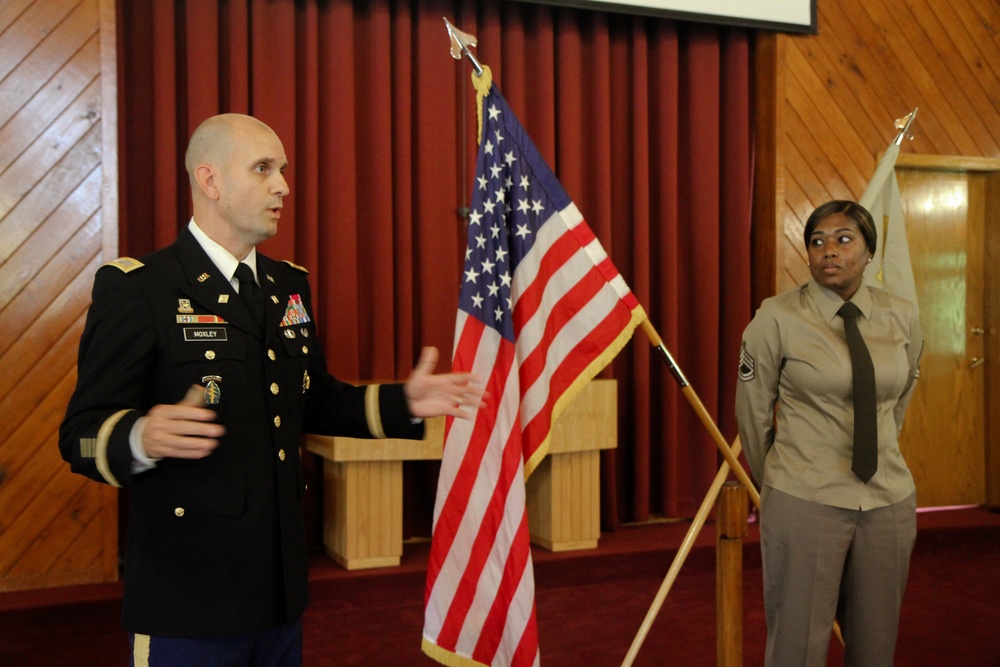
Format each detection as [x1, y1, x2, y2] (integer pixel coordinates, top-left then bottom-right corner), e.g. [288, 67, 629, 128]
[736, 200, 923, 666]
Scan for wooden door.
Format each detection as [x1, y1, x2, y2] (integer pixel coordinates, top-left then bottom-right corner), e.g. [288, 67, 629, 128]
[0, 0, 119, 591]
[894, 156, 1000, 507]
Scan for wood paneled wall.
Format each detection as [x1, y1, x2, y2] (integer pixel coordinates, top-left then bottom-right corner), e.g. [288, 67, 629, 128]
[0, 0, 118, 591]
[754, 0, 1000, 298]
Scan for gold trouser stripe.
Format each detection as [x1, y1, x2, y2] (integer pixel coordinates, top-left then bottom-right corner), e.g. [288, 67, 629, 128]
[96, 409, 131, 488]
[365, 385, 386, 438]
[133, 633, 151, 667]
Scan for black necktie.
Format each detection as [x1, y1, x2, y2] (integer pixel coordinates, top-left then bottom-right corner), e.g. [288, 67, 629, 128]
[838, 302, 878, 483]
[234, 262, 265, 329]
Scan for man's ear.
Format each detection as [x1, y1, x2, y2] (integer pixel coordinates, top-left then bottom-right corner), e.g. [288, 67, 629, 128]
[194, 164, 221, 200]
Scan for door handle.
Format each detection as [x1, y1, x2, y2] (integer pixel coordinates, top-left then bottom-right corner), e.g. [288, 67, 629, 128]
[969, 357, 985, 369]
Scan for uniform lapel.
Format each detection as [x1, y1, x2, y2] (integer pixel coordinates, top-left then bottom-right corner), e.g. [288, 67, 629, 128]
[257, 255, 303, 340]
[257, 256, 283, 338]
[170, 229, 263, 339]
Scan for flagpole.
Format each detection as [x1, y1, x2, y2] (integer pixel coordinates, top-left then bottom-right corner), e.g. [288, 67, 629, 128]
[639, 318, 761, 510]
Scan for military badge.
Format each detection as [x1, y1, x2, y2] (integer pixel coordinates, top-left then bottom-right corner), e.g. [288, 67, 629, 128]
[738, 342, 755, 382]
[202, 375, 222, 404]
[177, 314, 227, 324]
[280, 294, 311, 327]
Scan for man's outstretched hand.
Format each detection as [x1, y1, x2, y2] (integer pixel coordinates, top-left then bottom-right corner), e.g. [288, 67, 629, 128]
[404, 347, 488, 419]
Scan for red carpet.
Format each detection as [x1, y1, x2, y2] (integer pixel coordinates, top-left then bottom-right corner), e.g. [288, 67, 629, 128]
[2, 506, 998, 666]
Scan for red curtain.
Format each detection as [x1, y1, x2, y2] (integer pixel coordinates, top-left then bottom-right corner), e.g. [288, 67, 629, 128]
[117, 0, 752, 532]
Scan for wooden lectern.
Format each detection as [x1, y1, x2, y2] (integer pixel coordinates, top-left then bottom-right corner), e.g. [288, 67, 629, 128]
[305, 379, 617, 569]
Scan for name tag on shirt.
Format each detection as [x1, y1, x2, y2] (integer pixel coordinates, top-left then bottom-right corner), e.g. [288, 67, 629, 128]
[184, 327, 228, 342]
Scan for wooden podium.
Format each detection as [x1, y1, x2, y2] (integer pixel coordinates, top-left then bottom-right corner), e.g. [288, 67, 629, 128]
[304, 379, 617, 569]
[524, 379, 617, 551]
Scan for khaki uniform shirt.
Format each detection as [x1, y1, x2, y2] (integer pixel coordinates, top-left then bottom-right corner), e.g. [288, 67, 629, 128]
[736, 281, 922, 511]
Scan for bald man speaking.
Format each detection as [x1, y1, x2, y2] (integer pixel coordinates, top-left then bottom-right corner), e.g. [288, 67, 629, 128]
[60, 114, 483, 666]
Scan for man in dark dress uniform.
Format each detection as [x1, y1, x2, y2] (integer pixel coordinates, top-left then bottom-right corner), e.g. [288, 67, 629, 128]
[59, 114, 483, 666]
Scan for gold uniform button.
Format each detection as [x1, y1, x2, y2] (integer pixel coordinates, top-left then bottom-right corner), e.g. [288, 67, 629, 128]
[270, 382, 279, 395]
[273, 415, 282, 428]
[205, 350, 216, 361]
[268, 349, 276, 361]
[174, 507, 185, 517]
[278, 449, 286, 461]
[301, 345, 309, 355]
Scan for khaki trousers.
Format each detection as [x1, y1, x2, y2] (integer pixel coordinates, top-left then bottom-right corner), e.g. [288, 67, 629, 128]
[760, 486, 917, 667]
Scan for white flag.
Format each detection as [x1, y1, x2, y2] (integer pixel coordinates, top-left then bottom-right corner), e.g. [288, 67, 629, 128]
[860, 143, 919, 312]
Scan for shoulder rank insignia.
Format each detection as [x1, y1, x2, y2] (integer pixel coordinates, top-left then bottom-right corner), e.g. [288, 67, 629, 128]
[738, 342, 755, 382]
[281, 260, 309, 274]
[102, 257, 144, 273]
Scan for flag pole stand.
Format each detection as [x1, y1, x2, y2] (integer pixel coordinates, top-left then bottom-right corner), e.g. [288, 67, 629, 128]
[717, 481, 750, 667]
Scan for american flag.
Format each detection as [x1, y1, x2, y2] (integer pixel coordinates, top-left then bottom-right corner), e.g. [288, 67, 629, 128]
[422, 75, 645, 667]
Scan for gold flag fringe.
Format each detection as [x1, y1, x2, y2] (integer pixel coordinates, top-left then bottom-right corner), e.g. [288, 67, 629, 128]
[472, 65, 493, 145]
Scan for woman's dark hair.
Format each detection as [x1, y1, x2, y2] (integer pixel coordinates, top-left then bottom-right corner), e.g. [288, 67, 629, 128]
[803, 200, 877, 255]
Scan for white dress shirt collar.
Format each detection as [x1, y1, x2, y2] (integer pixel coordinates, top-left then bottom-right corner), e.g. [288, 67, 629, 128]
[187, 218, 258, 287]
